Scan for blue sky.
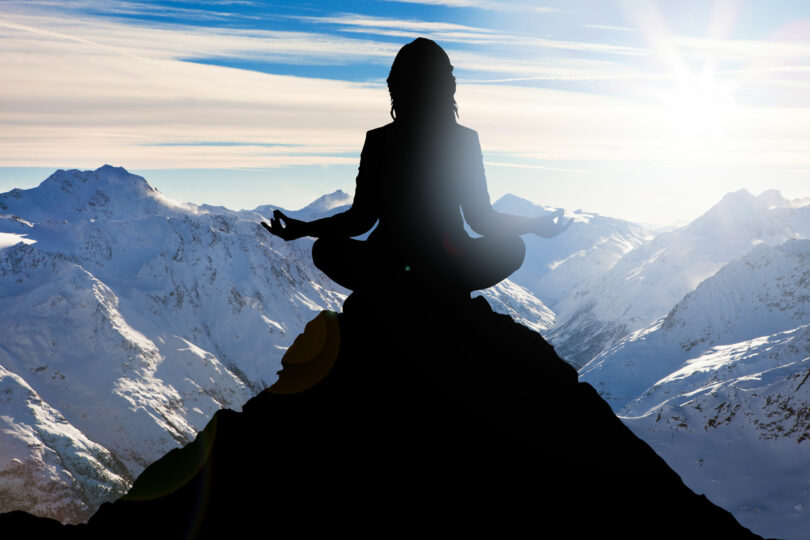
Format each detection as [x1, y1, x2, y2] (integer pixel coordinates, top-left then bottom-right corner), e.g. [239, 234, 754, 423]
[1, 0, 809, 224]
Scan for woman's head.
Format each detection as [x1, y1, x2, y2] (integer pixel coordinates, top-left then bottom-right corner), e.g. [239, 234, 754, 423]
[386, 38, 457, 122]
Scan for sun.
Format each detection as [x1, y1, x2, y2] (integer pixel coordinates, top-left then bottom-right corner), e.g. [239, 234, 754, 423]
[659, 70, 739, 143]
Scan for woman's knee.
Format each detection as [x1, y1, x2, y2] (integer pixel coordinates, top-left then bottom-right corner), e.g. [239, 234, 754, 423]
[311, 238, 332, 272]
[501, 234, 525, 270]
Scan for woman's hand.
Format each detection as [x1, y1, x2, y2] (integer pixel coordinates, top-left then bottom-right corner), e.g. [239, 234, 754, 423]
[532, 208, 573, 238]
[261, 210, 308, 241]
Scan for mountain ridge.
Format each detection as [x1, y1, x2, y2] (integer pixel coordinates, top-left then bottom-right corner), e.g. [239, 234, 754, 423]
[580, 238, 810, 412]
[579, 238, 810, 539]
[549, 188, 810, 368]
[1, 165, 805, 537]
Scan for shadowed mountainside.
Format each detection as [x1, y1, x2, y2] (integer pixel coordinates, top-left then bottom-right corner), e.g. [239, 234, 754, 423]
[0, 294, 760, 539]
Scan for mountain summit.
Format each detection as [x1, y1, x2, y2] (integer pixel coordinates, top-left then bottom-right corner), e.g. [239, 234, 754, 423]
[0, 165, 177, 223]
[251, 189, 354, 222]
[0, 292, 759, 538]
[296, 188, 353, 215]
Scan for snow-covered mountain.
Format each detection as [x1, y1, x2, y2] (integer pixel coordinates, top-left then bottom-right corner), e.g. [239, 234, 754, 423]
[7, 165, 808, 537]
[492, 194, 649, 308]
[0, 166, 556, 523]
[251, 189, 353, 222]
[581, 238, 810, 411]
[0, 166, 352, 522]
[550, 189, 810, 368]
[580, 239, 810, 540]
[621, 336, 809, 540]
[473, 279, 555, 333]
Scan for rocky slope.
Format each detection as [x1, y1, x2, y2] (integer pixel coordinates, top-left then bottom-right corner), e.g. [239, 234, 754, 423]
[0, 294, 759, 539]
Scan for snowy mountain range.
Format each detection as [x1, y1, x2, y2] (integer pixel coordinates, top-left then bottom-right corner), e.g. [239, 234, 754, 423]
[0, 166, 554, 523]
[253, 189, 353, 221]
[583, 239, 810, 540]
[492, 194, 650, 308]
[549, 189, 810, 368]
[581, 238, 810, 411]
[563, 193, 810, 540]
[2, 165, 809, 538]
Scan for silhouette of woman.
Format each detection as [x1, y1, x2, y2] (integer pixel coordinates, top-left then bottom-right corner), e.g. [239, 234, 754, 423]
[264, 38, 570, 297]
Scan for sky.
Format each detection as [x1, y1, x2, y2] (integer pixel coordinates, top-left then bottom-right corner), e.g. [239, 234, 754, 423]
[1, 0, 809, 225]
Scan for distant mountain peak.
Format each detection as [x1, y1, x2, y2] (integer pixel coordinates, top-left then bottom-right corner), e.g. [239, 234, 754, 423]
[42, 165, 153, 193]
[712, 188, 791, 211]
[493, 193, 529, 205]
[492, 193, 555, 218]
[755, 189, 789, 209]
[0, 166, 174, 223]
[689, 188, 772, 230]
[299, 189, 352, 213]
[95, 164, 129, 175]
[718, 188, 755, 204]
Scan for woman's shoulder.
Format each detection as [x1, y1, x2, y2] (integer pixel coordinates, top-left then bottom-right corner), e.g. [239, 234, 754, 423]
[366, 122, 396, 138]
[366, 121, 477, 133]
[454, 123, 479, 140]
[363, 121, 479, 147]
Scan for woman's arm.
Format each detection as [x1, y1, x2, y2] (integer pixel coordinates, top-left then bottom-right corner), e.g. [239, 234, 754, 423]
[263, 132, 380, 241]
[460, 130, 571, 238]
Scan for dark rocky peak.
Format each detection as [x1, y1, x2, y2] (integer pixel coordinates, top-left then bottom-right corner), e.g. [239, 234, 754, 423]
[0, 292, 762, 538]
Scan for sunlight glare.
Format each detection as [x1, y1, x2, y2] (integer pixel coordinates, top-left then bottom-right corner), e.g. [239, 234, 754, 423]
[660, 70, 739, 144]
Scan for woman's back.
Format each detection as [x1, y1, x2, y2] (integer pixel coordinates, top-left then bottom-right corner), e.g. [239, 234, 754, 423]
[263, 37, 570, 294]
[362, 120, 488, 257]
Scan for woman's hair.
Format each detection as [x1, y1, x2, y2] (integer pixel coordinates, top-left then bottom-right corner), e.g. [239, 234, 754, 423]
[386, 38, 458, 121]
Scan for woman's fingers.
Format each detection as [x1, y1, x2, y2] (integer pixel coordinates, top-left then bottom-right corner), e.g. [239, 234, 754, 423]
[271, 212, 289, 230]
[534, 210, 572, 238]
[261, 217, 288, 239]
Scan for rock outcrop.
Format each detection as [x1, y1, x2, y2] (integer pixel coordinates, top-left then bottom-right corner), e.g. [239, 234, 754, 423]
[0, 293, 759, 538]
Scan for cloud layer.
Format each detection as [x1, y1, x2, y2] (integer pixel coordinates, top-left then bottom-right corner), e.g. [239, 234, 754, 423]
[2, 1, 809, 222]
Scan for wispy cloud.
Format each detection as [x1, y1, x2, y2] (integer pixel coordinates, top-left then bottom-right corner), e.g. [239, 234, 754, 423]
[0, 12, 401, 66]
[293, 13, 509, 45]
[582, 24, 635, 32]
[297, 13, 645, 56]
[484, 161, 590, 173]
[0, 0, 256, 22]
[1, 3, 810, 206]
[382, 0, 559, 13]
[0, 13, 394, 168]
[2, 1, 810, 223]
[675, 36, 810, 63]
[0, 10, 652, 82]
